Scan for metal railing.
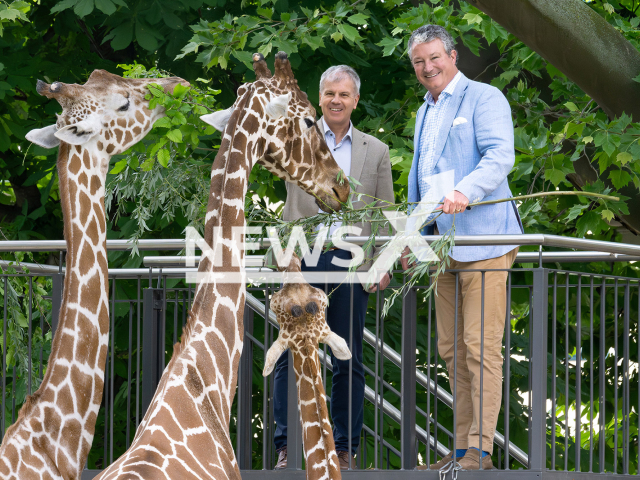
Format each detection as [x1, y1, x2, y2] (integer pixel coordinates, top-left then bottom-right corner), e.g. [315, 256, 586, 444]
[0, 236, 639, 479]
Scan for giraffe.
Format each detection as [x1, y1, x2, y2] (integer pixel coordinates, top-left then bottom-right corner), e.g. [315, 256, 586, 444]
[95, 51, 350, 479]
[264, 253, 351, 480]
[0, 70, 188, 480]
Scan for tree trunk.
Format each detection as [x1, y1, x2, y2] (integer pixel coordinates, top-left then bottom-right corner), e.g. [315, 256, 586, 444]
[465, 0, 640, 120]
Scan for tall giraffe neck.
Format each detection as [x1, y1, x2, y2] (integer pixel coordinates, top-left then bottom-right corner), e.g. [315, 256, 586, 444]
[294, 340, 341, 480]
[0, 142, 110, 478]
[101, 87, 260, 480]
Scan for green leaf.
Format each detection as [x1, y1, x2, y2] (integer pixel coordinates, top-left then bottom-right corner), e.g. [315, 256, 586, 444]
[15, 312, 28, 328]
[109, 159, 128, 175]
[463, 12, 483, 24]
[135, 19, 158, 51]
[331, 31, 343, 43]
[601, 209, 615, 222]
[73, 0, 94, 17]
[617, 152, 632, 165]
[566, 203, 589, 222]
[94, 0, 116, 14]
[302, 35, 324, 50]
[157, 148, 170, 167]
[171, 112, 187, 125]
[376, 37, 402, 57]
[583, 136, 593, 144]
[109, 22, 133, 51]
[545, 168, 566, 187]
[166, 129, 183, 143]
[348, 13, 368, 25]
[609, 169, 632, 189]
[337, 24, 361, 43]
[153, 117, 172, 129]
[232, 50, 255, 69]
[564, 102, 578, 112]
[500, 70, 519, 82]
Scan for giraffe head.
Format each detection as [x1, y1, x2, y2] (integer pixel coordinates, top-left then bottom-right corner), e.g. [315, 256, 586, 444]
[26, 69, 189, 155]
[201, 52, 350, 212]
[263, 253, 351, 376]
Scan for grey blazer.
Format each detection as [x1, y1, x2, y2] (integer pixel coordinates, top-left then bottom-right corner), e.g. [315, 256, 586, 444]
[282, 120, 394, 274]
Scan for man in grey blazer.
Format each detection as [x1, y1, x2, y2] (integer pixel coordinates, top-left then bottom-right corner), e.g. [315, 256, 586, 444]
[402, 25, 523, 471]
[273, 65, 395, 470]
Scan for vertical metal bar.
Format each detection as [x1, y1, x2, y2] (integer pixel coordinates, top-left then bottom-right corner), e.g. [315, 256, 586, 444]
[237, 307, 253, 470]
[51, 273, 63, 336]
[551, 272, 557, 470]
[173, 291, 178, 345]
[529, 268, 549, 471]
[614, 278, 618, 474]
[401, 287, 417, 469]
[136, 277, 141, 429]
[348, 283, 354, 468]
[374, 286, 380, 469]
[479, 272, 485, 469]
[426, 279, 432, 469]
[564, 273, 570, 471]
[575, 274, 582, 471]
[2, 277, 7, 439]
[27, 277, 32, 395]
[379, 285, 385, 468]
[286, 349, 302, 470]
[262, 286, 269, 470]
[623, 282, 630, 474]
[126, 302, 132, 450]
[39, 281, 43, 381]
[11, 364, 15, 423]
[505, 271, 512, 470]
[453, 273, 459, 463]
[110, 277, 116, 464]
[141, 288, 163, 416]
[589, 276, 594, 473]
[599, 277, 606, 473]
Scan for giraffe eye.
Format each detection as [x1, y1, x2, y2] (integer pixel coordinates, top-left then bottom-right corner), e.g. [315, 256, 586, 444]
[118, 100, 130, 112]
[304, 118, 314, 128]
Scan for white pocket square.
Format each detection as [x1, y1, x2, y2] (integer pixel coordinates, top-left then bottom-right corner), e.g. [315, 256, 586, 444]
[452, 117, 467, 127]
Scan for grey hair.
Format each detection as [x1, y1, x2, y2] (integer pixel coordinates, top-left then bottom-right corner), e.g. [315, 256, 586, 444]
[408, 24, 457, 63]
[319, 65, 361, 95]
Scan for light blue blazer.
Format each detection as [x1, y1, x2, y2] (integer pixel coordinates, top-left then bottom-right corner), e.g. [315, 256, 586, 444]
[408, 73, 523, 262]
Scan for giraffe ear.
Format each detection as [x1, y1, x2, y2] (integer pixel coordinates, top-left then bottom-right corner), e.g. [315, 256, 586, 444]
[54, 119, 99, 145]
[323, 332, 351, 360]
[200, 107, 233, 132]
[265, 92, 291, 120]
[263, 338, 288, 377]
[26, 125, 60, 149]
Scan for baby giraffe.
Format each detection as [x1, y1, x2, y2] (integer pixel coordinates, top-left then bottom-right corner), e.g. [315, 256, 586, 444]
[264, 254, 351, 480]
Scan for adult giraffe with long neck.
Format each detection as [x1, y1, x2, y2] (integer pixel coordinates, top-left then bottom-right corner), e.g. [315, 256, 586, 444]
[0, 70, 188, 480]
[264, 253, 350, 480]
[97, 52, 349, 479]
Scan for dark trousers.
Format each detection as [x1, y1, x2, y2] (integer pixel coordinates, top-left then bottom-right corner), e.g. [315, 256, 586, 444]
[273, 250, 369, 455]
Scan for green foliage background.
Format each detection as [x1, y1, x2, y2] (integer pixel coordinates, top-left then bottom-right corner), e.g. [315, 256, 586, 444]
[0, 0, 639, 472]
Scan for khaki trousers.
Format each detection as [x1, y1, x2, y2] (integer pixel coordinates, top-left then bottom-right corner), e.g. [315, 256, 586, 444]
[433, 248, 517, 453]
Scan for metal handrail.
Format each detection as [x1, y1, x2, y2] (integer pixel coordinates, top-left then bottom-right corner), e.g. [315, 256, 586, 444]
[142, 251, 640, 267]
[1, 233, 639, 255]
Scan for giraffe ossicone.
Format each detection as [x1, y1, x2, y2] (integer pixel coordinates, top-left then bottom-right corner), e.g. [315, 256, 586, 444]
[0, 70, 188, 480]
[96, 51, 349, 479]
[265, 253, 350, 480]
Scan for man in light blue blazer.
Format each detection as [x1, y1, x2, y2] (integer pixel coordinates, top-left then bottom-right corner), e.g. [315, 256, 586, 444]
[401, 25, 523, 471]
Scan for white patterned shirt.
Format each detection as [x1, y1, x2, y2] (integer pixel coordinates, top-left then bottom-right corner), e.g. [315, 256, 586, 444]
[417, 71, 463, 200]
[318, 118, 353, 237]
